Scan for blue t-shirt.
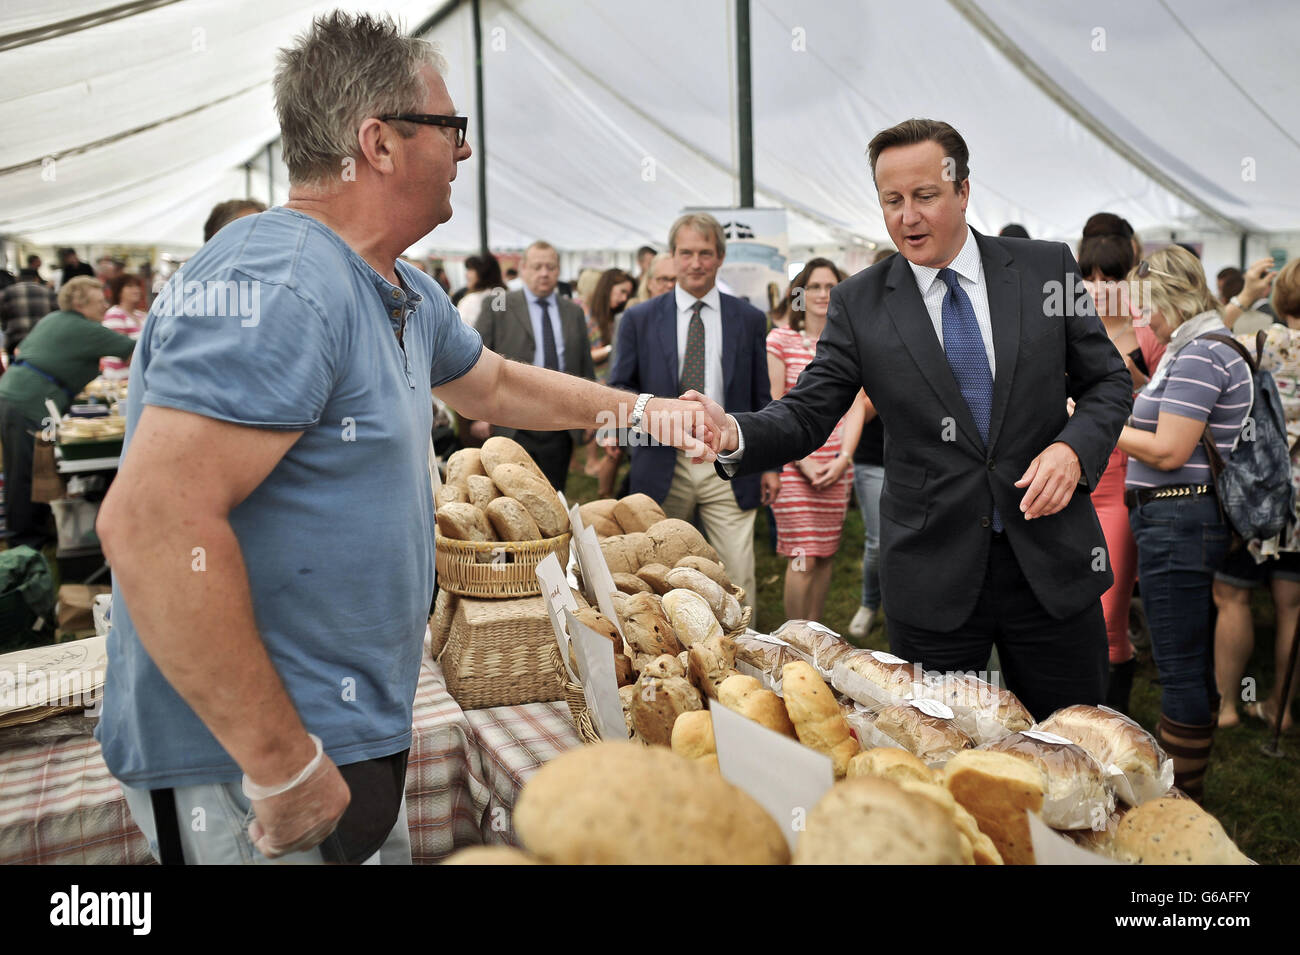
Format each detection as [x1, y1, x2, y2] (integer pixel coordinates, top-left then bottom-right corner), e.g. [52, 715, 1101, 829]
[1126, 335, 1252, 489]
[97, 208, 483, 788]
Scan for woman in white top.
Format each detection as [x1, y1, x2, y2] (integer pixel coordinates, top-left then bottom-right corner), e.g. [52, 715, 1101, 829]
[456, 253, 506, 328]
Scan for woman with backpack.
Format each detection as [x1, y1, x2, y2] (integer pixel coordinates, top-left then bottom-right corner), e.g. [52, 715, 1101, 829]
[1116, 246, 1253, 801]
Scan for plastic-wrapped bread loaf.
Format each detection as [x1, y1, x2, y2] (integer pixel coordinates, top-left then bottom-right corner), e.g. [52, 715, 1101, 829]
[770, 620, 854, 676]
[981, 731, 1115, 830]
[1036, 704, 1172, 806]
[871, 701, 975, 765]
[836, 648, 921, 702]
[923, 672, 1033, 736]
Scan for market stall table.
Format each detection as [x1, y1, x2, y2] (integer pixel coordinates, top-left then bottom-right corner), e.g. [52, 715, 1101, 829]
[0, 648, 579, 865]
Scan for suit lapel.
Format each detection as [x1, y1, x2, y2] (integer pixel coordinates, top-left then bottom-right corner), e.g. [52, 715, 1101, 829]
[719, 295, 738, 395]
[883, 254, 983, 453]
[511, 292, 535, 355]
[655, 293, 679, 385]
[976, 231, 1021, 452]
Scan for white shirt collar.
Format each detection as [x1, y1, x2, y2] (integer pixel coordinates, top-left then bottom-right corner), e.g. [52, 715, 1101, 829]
[525, 288, 556, 308]
[908, 226, 981, 294]
[675, 283, 722, 315]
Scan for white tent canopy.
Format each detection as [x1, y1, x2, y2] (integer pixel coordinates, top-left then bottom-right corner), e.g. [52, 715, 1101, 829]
[2, 0, 1298, 267]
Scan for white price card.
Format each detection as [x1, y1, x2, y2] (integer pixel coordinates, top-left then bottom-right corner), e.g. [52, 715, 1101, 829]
[1027, 811, 1121, 865]
[564, 609, 623, 741]
[576, 525, 622, 632]
[711, 702, 833, 853]
[535, 553, 579, 681]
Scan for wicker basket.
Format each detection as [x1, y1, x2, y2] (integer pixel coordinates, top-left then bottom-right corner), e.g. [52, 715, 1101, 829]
[726, 587, 752, 640]
[435, 532, 571, 598]
[440, 595, 564, 709]
[549, 643, 603, 745]
[428, 588, 458, 658]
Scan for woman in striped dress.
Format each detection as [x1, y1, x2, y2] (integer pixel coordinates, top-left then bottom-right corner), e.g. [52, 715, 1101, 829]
[768, 258, 867, 622]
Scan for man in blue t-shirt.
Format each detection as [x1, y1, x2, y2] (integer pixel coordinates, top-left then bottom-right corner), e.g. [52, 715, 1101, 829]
[95, 12, 714, 865]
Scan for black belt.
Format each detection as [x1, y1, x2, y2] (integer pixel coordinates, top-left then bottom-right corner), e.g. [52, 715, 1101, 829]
[1124, 484, 1214, 508]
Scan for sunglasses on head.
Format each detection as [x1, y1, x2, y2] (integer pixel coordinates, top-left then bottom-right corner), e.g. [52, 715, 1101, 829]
[1136, 259, 1175, 280]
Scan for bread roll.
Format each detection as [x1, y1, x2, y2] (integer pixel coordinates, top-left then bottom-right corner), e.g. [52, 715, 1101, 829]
[872, 701, 975, 763]
[622, 607, 682, 658]
[927, 672, 1033, 734]
[1037, 704, 1167, 805]
[613, 572, 652, 595]
[982, 731, 1115, 830]
[571, 608, 634, 687]
[480, 435, 545, 480]
[514, 742, 788, 865]
[635, 563, 675, 595]
[588, 516, 623, 539]
[1110, 798, 1250, 865]
[465, 473, 501, 512]
[434, 484, 468, 508]
[687, 633, 738, 700]
[579, 498, 620, 530]
[490, 463, 568, 538]
[895, 778, 1003, 865]
[781, 660, 859, 777]
[445, 447, 487, 488]
[484, 495, 542, 541]
[630, 673, 703, 746]
[640, 653, 685, 680]
[435, 502, 493, 542]
[599, 534, 643, 575]
[662, 589, 723, 648]
[645, 518, 719, 566]
[612, 493, 667, 534]
[717, 674, 797, 737]
[441, 846, 538, 865]
[665, 567, 742, 632]
[618, 684, 636, 736]
[674, 555, 733, 592]
[848, 748, 937, 785]
[793, 777, 966, 865]
[670, 709, 716, 761]
[618, 591, 662, 617]
[943, 749, 1045, 865]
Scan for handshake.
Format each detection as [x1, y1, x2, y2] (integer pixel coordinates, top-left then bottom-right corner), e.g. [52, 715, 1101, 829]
[601, 390, 738, 465]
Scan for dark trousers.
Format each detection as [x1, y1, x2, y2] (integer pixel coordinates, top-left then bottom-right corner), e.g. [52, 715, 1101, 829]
[1129, 494, 1228, 725]
[507, 429, 573, 493]
[0, 401, 53, 549]
[887, 532, 1108, 722]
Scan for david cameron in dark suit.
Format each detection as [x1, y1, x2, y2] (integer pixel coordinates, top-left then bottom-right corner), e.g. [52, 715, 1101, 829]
[698, 120, 1132, 719]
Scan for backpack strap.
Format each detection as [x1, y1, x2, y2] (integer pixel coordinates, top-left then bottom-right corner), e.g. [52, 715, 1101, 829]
[1200, 332, 1256, 453]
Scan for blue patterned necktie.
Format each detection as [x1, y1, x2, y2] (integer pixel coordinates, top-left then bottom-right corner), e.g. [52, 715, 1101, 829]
[939, 267, 1001, 531]
[679, 300, 706, 393]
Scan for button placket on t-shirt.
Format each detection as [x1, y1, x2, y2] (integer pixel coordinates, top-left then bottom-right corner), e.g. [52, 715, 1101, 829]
[384, 284, 419, 390]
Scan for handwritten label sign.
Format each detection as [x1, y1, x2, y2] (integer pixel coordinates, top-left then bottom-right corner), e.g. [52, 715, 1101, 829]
[564, 609, 624, 741]
[535, 552, 579, 681]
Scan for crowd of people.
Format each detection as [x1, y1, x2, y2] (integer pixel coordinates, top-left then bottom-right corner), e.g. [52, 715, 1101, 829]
[0, 12, 1293, 864]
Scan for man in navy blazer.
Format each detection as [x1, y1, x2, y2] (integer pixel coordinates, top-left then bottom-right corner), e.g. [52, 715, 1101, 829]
[695, 121, 1132, 719]
[609, 213, 778, 609]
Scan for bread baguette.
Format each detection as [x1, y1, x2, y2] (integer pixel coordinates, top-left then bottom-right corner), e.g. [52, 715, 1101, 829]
[781, 660, 859, 777]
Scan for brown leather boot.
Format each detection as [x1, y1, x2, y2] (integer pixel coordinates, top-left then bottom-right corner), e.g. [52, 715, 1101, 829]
[1157, 713, 1215, 801]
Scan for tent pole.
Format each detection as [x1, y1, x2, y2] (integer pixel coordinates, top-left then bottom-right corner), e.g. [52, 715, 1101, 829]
[244, 162, 252, 201]
[266, 144, 274, 207]
[1239, 232, 1248, 270]
[736, 0, 754, 209]
[472, 0, 489, 258]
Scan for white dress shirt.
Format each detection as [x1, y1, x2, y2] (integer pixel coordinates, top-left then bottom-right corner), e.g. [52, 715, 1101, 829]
[675, 284, 726, 407]
[720, 225, 994, 466]
[525, 288, 565, 370]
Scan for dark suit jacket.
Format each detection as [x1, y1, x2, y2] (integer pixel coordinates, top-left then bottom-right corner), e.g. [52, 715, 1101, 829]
[476, 288, 594, 443]
[723, 230, 1132, 630]
[610, 289, 772, 510]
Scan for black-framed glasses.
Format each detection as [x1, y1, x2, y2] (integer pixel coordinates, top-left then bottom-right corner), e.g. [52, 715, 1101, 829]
[379, 113, 468, 148]
[1136, 259, 1174, 280]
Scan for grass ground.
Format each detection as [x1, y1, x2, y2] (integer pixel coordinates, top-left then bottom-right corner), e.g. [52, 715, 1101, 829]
[564, 457, 1300, 864]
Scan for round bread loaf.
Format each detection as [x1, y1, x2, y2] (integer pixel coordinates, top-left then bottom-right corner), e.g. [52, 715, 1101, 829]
[646, 518, 719, 566]
[445, 447, 487, 488]
[484, 496, 542, 541]
[1110, 798, 1250, 865]
[613, 572, 652, 595]
[675, 555, 733, 592]
[635, 563, 675, 595]
[514, 742, 789, 864]
[793, 777, 966, 865]
[599, 534, 642, 575]
[465, 473, 501, 512]
[579, 499, 623, 537]
[612, 493, 667, 534]
[480, 435, 546, 480]
[434, 484, 468, 508]
[490, 463, 568, 538]
[588, 516, 623, 538]
[435, 501, 493, 542]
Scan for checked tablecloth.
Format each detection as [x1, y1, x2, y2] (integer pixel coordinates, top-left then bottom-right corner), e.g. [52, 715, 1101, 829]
[0, 651, 580, 865]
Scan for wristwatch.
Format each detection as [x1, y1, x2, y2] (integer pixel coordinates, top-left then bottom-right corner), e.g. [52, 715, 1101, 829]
[1229, 295, 1250, 311]
[628, 393, 654, 434]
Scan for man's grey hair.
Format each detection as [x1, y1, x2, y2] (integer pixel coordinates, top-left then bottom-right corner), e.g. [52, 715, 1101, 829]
[274, 12, 448, 185]
[668, 213, 726, 257]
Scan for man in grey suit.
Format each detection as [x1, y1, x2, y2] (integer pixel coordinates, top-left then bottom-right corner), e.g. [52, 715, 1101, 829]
[471, 239, 594, 490]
